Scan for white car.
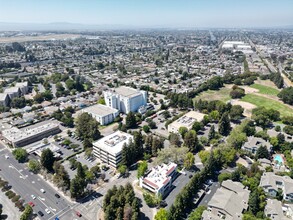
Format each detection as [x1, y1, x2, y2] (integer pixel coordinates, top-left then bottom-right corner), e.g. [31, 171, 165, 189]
[5, 155, 9, 159]
[40, 189, 45, 193]
[31, 194, 36, 200]
[45, 208, 51, 214]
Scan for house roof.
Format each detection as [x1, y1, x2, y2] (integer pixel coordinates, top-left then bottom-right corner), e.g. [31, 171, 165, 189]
[0, 93, 8, 101]
[204, 180, 250, 220]
[265, 199, 289, 220]
[260, 172, 293, 194]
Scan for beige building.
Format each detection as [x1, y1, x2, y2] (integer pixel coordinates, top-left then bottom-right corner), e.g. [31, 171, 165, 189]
[167, 111, 205, 133]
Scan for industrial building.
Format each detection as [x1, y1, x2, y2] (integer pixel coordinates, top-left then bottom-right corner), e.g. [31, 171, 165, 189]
[139, 162, 177, 197]
[103, 86, 147, 114]
[80, 104, 119, 125]
[168, 111, 205, 133]
[92, 131, 133, 168]
[1, 122, 61, 147]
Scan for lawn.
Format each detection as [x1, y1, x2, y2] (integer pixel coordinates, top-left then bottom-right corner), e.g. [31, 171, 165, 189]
[241, 94, 292, 117]
[193, 87, 232, 103]
[250, 83, 280, 96]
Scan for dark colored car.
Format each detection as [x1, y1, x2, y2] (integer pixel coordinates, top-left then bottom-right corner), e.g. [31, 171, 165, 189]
[55, 193, 60, 198]
[38, 211, 44, 217]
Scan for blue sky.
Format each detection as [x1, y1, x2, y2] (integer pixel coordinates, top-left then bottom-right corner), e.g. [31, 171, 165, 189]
[0, 0, 292, 27]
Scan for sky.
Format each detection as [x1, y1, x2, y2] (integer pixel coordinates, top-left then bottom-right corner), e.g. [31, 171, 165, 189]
[0, 0, 292, 28]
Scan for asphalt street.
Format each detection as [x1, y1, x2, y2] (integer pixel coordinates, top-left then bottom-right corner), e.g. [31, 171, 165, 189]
[0, 143, 72, 220]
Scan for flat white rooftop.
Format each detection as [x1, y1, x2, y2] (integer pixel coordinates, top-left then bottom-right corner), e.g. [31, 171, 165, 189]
[111, 86, 141, 98]
[143, 162, 177, 189]
[2, 122, 59, 142]
[169, 111, 205, 130]
[93, 130, 133, 156]
[82, 104, 118, 117]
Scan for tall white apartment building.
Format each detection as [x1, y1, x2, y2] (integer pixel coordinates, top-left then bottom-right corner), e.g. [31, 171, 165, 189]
[103, 86, 147, 114]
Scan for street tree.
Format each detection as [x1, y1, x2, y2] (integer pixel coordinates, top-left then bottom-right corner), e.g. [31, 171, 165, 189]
[40, 148, 55, 172]
[28, 159, 41, 174]
[12, 148, 28, 163]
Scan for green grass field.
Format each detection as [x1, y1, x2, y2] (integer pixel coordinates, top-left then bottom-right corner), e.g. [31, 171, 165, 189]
[193, 87, 232, 103]
[250, 83, 280, 96]
[241, 94, 292, 117]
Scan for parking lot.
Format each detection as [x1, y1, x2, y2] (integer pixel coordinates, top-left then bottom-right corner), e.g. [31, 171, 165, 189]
[165, 170, 194, 209]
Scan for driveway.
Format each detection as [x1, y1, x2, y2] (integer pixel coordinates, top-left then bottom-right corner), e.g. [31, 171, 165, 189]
[165, 171, 192, 209]
[198, 182, 220, 206]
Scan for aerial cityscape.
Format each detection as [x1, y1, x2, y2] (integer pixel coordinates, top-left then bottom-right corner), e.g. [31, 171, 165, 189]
[0, 1, 292, 220]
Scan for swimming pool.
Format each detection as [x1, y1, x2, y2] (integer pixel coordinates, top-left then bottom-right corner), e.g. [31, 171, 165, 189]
[274, 154, 284, 164]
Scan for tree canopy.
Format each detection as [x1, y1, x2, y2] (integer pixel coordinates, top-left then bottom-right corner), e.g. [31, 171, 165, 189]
[75, 112, 100, 140]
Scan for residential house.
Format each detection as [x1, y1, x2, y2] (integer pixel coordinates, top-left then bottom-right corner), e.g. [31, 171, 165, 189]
[202, 180, 250, 220]
[242, 136, 272, 154]
[265, 199, 289, 220]
[260, 172, 293, 202]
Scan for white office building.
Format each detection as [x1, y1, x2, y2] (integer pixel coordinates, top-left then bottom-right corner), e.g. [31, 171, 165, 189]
[103, 86, 147, 114]
[139, 162, 177, 196]
[92, 131, 133, 168]
[81, 104, 119, 125]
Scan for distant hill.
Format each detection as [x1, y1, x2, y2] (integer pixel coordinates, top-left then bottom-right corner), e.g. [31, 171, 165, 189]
[0, 22, 292, 31]
[0, 22, 133, 31]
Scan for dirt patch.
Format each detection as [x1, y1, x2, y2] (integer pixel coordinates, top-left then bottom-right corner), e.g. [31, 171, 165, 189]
[240, 86, 259, 94]
[230, 100, 257, 117]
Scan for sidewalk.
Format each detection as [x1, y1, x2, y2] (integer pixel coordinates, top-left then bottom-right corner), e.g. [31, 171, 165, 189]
[0, 191, 21, 220]
[132, 180, 156, 220]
